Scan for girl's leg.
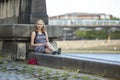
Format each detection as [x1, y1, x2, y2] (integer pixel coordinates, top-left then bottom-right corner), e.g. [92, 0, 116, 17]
[45, 48, 52, 54]
[45, 42, 61, 55]
[46, 42, 56, 52]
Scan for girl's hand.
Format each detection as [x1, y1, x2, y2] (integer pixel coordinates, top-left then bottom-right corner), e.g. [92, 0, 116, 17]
[38, 43, 45, 46]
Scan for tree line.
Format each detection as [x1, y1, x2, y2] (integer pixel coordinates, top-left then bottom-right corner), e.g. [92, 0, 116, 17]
[75, 30, 120, 40]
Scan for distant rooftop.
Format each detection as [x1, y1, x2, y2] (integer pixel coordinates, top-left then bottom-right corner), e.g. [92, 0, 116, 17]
[49, 12, 112, 20]
[49, 12, 109, 17]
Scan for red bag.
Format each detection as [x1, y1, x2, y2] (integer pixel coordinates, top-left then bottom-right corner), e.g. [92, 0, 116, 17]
[28, 57, 37, 65]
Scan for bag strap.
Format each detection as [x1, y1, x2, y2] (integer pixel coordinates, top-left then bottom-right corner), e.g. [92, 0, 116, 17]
[34, 31, 38, 43]
[43, 32, 46, 36]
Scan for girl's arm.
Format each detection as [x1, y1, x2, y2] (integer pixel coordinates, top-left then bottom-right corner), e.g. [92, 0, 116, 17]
[45, 31, 50, 43]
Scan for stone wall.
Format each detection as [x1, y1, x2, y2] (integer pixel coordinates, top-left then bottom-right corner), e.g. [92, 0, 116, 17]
[0, 0, 20, 24]
[0, 0, 48, 24]
[56, 40, 120, 50]
[0, 24, 63, 59]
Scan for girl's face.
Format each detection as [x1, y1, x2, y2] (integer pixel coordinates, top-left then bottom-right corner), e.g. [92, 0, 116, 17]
[36, 21, 43, 30]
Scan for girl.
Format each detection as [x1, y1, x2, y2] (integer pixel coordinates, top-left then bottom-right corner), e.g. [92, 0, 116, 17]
[30, 19, 61, 55]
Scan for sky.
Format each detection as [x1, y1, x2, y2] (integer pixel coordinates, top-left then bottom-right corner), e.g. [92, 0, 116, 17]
[46, 0, 120, 18]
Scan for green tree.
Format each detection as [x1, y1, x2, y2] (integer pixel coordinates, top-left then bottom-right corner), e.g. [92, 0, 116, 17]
[111, 31, 120, 39]
[111, 16, 120, 20]
[75, 30, 108, 40]
[75, 30, 86, 39]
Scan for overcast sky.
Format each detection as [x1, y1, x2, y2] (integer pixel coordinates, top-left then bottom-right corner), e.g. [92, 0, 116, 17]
[46, 0, 120, 18]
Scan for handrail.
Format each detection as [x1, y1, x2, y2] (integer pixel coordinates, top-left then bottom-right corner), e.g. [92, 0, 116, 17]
[49, 20, 120, 27]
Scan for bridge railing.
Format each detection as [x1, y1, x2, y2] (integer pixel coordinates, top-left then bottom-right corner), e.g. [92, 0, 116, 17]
[49, 19, 120, 27]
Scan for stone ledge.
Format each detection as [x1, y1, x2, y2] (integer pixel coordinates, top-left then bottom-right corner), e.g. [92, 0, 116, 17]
[0, 24, 62, 39]
[27, 52, 120, 79]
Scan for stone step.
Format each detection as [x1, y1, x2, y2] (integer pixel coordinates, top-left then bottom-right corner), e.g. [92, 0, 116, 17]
[27, 52, 120, 79]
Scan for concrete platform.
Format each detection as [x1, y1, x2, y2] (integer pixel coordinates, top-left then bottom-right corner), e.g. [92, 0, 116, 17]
[27, 52, 120, 79]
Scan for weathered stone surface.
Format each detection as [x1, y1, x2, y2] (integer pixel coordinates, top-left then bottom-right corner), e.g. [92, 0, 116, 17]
[30, 0, 48, 24]
[0, 58, 110, 80]
[0, 0, 48, 24]
[0, 0, 51, 60]
[27, 52, 120, 79]
[0, 41, 2, 53]
[0, 24, 62, 39]
[0, 24, 13, 37]
[16, 43, 26, 59]
[0, 24, 63, 59]
[47, 25, 63, 38]
[1, 41, 17, 57]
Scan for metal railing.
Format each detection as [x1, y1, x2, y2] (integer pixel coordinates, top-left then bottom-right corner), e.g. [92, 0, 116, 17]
[49, 19, 120, 26]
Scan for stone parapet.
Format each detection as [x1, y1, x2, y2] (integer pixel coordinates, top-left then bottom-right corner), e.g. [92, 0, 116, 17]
[0, 24, 62, 40]
[0, 24, 62, 59]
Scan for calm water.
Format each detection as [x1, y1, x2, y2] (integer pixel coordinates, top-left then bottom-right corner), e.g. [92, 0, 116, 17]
[61, 53, 120, 63]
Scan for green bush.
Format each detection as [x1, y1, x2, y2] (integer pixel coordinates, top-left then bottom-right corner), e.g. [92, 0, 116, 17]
[75, 30, 120, 39]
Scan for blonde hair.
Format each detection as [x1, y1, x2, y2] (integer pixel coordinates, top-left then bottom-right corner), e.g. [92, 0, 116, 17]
[34, 19, 46, 33]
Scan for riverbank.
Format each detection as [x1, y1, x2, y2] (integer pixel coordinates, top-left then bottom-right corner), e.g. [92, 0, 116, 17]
[56, 40, 120, 49]
[62, 50, 120, 54]
[56, 40, 120, 54]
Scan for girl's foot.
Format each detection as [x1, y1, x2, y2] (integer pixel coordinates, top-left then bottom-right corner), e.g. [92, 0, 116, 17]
[57, 48, 61, 55]
[52, 51, 57, 55]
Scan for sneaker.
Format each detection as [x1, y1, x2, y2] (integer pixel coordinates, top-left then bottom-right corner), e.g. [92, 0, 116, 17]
[52, 51, 57, 55]
[57, 48, 61, 55]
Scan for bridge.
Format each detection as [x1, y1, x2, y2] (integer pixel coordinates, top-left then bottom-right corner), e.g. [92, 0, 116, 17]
[49, 19, 120, 30]
[49, 19, 120, 40]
